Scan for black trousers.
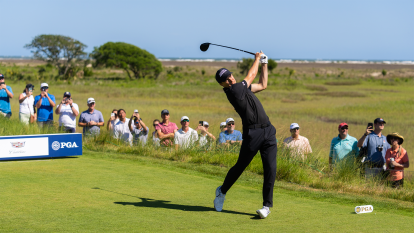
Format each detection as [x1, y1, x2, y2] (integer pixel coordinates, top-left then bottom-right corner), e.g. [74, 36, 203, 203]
[221, 124, 277, 207]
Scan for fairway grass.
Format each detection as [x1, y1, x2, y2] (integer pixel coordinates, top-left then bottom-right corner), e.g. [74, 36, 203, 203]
[1, 151, 414, 232]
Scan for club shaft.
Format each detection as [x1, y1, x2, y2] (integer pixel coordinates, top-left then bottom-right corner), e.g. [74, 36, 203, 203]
[211, 44, 255, 56]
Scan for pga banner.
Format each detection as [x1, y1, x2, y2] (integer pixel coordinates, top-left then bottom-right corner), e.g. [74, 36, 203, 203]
[0, 133, 82, 160]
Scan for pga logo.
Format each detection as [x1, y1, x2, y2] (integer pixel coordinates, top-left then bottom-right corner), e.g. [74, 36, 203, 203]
[51, 141, 79, 151]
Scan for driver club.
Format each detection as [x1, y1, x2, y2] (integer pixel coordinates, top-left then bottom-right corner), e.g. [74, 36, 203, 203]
[200, 43, 256, 56]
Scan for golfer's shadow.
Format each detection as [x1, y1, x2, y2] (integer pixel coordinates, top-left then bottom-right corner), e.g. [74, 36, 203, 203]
[114, 197, 255, 217]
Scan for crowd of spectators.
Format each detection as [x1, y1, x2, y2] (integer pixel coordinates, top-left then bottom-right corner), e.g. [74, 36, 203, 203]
[0, 76, 409, 188]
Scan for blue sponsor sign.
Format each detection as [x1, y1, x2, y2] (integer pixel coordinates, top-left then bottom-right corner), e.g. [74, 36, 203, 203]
[0, 133, 82, 161]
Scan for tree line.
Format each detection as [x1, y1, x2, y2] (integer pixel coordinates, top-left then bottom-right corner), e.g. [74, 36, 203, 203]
[24, 34, 162, 79]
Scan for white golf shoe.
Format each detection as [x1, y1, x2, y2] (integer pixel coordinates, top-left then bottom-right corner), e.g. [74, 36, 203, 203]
[256, 206, 270, 219]
[214, 186, 226, 212]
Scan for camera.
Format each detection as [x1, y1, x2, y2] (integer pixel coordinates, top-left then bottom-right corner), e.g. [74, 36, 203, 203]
[377, 145, 383, 152]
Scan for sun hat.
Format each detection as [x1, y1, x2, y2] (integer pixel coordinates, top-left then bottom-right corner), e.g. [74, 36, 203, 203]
[387, 132, 404, 145]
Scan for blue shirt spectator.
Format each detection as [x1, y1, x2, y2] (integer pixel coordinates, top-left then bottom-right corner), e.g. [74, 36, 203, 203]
[0, 85, 13, 116]
[34, 83, 56, 122]
[329, 135, 359, 164]
[219, 130, 243, 143]
[358, 118, 390, 167]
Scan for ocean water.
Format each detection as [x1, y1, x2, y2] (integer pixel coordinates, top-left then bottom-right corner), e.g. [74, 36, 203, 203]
[1, 56, 413, 65]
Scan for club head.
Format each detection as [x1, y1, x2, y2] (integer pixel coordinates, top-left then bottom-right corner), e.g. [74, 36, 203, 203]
[200, 43, 211, 52]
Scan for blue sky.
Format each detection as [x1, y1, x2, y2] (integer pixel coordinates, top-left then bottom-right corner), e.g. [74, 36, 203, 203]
[1, 0, 413, 60]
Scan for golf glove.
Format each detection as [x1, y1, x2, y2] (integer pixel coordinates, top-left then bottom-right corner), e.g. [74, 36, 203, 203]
[260, 54, 268, 64]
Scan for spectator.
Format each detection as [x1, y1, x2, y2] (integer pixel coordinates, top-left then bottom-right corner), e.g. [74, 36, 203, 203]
[357, 118, 390, 170]
[385, 133, 409, 188]
[18, 84, 35, 124]
[113, 109, 133, 144]
[78, 98, 104, 136]
[152, 119, 161, 147]
[174, 116, 198, 150]
[283, 123, 312, 160]
[34, 83, 56, 127]
[218, 118, 242, 146]
[329, 122, 359, 167]
[55, 92, 79, 133]
[197, 121, 216, 148]
[155, 109, 178, 147]
[220, 122, 227, 132]
[0, 73, 14, 118]
[128, 110, 149, 146]
[107, 109, 119, 134]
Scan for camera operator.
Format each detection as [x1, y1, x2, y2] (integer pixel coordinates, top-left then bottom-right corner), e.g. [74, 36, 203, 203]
[107, 109, 119, 134]
[196, 121, 216, 148]
[34, 83, 56, 127]
[128, 110, 149, 146]
[0, 73, 14, 118]
[55, 92, 79, 133]
[357, 118, 390, 175]
[19, 84, 35, 124]
[113, 109, 133, 145]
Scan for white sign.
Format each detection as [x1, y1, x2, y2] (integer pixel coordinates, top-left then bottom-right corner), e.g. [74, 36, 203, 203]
[355, 205, 374, 214]
[0, 137, 49, 158]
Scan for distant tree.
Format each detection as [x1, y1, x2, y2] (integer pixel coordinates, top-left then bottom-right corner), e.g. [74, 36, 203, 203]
[237, 58, 277, 75]
[24, 34, 87, 76]
[91, 42, 162, 79]
[382, 69, 387, 76]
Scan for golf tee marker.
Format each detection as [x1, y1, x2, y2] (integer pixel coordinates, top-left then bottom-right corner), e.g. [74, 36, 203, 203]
[355, 205, 373, 214]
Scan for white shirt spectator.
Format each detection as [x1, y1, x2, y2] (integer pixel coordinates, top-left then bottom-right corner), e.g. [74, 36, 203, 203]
[153, 131, 160, 147]
[174, 127, 198, 149]
[110, 118, 120, 134]
[56, 103, 79, 128]
[114, 118, 133, 145]
[19, 92, 34, 115]
[283, 135, 312, 160]
[132, 126, 149, 146]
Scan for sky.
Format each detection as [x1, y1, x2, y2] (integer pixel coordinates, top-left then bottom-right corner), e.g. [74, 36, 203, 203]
[1, 0, 413, 60]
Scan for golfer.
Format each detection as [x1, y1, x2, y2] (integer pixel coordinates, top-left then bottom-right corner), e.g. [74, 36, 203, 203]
[213, 52, 277, 219]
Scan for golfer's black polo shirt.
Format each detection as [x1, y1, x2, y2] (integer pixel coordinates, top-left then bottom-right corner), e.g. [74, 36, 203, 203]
[223, 80, 269, 131]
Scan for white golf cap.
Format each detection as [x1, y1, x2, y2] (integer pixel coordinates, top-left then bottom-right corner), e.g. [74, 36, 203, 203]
[203, 121, 209, 126]
[87, 97, 96, 104]
[290, 123, 300, 129]
[134, 109, 139, 113]
[180, 116, 189, 122]
[220, 122, 226, 127]
[226, 118, 235, 124]
[40, 83, 49, 88]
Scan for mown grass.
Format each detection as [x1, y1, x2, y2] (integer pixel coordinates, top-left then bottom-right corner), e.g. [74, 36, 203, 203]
[1, 61, 414, 204]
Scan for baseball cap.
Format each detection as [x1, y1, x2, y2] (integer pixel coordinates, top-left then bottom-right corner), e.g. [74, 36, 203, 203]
[374, 118, 386, 124]
[338, 122, 348, 129]
[226, 118, 235, 124]
[87, 97, 95, 104]
[40, 83, 49, 88]
[290, 123, 300, 129]
[220, 122, 226, 127]
[215, 68, 232, 83]
[161, 109, 169, 115]
[134, 109, 139, 113]
[181, 116, 189, 122]
[203, 121, 209, 126]
[63, 92, 71, 97]
[0, 74, 4, 79]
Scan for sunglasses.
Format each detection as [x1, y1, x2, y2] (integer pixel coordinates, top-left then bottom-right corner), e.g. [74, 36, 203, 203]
[291, 127, 299, 131]
[135, 122, 140, 124]
[340, 127, 348, 130]
[227, 123, 234, 126]
[182, 119, 189, 122]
